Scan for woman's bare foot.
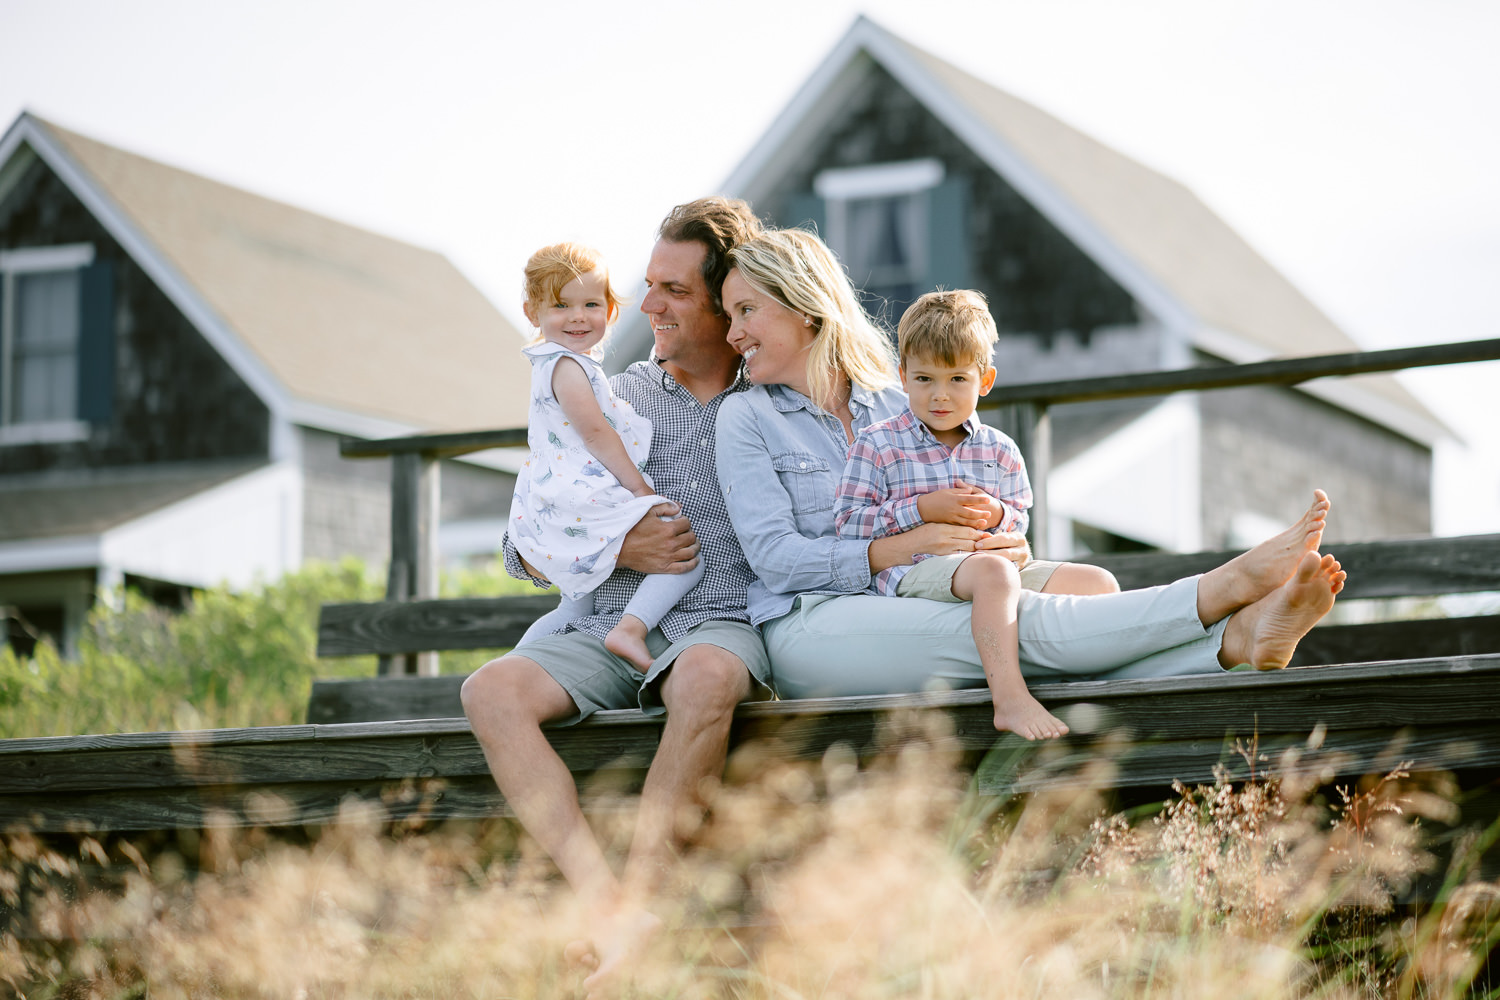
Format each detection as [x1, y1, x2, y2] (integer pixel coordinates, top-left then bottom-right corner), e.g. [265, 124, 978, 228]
[1198, 489, 1330, 624]
[604, 616, 654, 672]
[991, 685, 1070, 740]
[581, 905, 662, 997]
[1218, 551, 1346, 670]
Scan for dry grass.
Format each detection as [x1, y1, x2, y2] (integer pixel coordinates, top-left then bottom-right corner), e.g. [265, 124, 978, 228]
[3, 723, 1497, 999]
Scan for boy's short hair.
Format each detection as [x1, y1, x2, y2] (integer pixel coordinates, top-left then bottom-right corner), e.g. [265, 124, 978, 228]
[897, 289, 998, 370]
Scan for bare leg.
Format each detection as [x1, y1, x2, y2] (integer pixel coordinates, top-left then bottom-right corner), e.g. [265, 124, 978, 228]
[1197, 489, 1330, 625]
[604, 615, 654, 672]
[1041, 562, 1120, 595]
[953, 552, 1068, 740]
[460, 655, 619, 903]
[583, 644, 753, 995]
[1218, 551, 1346, 669]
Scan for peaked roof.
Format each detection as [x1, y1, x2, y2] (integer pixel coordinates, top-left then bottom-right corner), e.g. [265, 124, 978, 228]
[1, 113, 531, 435]
[721, 17, 1443, 443]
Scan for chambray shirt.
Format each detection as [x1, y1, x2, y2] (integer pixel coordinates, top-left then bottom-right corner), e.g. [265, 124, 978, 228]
[833, 407, 1031, 596]
[502, 360, 754, 641]
[715, 382, 907, 626]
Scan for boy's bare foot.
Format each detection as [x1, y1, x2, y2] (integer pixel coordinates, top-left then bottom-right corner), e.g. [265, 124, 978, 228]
[1198, 489, 1330, 624]
[604, 616, 654, 672]
[581, 905, 662, 997]
[1218, 551, 1346, 670]
[992, 688, 1070, 741]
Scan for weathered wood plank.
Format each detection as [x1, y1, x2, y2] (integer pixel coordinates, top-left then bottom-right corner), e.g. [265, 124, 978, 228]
[1083, 534, 1500, 598]
[318, 595, 560, 657]
[307, 675, 468, 723]
[340, 427, 529, 459]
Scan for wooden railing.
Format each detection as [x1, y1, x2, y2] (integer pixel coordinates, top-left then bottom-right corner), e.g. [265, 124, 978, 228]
[340, 338, 1500, 675]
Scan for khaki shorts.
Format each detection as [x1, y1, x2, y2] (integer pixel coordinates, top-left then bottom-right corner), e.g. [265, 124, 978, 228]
[895, 553, 1061, 602]
[512, 619, 771, 725]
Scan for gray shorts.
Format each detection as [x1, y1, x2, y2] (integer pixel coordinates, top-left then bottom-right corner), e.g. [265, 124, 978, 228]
[896, 554, 1062, 602]
[512, 619, 771, 725]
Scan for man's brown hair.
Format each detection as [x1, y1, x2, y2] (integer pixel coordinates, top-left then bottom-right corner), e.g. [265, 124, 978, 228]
[657, 197, 764, 314]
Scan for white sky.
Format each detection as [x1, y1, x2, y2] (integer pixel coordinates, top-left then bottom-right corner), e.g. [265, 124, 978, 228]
[2, 0, 1497, 535]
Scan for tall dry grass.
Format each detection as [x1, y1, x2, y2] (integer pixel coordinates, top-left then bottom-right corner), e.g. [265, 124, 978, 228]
[3, 723, 1497, 999]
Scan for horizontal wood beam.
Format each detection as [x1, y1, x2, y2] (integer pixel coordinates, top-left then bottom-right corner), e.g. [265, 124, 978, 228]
[318, 594, 562, 657]
[339, 427, 529, 460]
[981, 337, 1500, 408]
[1082, 533, 1500, 599]
[4, 657, 1498, 832]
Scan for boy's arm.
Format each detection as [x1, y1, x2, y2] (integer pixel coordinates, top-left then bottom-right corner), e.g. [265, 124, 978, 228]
[971, 430, 1032, 535]
[551, 356, 654, 498]
[834, 436, 923, 539]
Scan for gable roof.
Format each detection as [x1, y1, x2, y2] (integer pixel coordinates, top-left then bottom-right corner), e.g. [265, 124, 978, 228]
[0, 113, 531, 438]
[720, 17, 1443, 444]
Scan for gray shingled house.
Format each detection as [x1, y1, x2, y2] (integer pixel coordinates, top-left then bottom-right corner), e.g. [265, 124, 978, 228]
[611, 17, 1443, 558]
[0, 113, 530, 656]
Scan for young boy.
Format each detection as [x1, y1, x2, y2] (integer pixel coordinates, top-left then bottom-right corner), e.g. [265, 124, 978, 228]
[833, 290, 1118, 740]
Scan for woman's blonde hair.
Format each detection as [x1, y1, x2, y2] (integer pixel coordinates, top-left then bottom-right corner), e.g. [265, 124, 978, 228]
[726, 229, 897, 410]
[522, 242, 625, 329]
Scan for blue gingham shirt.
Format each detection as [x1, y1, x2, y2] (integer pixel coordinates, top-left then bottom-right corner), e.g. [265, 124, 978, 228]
[833, 407, 1031, 596]
[503, 359, 754, 640]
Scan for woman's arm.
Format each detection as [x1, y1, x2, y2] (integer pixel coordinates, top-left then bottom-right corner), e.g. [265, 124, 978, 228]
[868, 522, 988, 573]
[716, 397, 873, 595]
[551, 357, 653, 497]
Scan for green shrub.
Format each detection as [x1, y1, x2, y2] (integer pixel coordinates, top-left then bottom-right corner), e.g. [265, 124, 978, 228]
[0, 558, 539, 739]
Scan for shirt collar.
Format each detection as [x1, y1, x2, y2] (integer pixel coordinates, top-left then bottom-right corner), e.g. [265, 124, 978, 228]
[903, 406, 983, 445]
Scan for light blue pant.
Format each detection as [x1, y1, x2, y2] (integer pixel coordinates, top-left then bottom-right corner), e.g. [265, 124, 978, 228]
[764, 576, 1229, 699]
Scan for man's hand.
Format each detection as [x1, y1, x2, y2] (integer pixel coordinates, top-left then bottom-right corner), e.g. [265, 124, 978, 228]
[917, 482, 996, 529]
[618, 502, 700, 574]
[975, 530, 1031, 565]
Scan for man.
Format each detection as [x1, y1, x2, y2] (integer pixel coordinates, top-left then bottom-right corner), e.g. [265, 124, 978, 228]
[460, 197, 767, 988]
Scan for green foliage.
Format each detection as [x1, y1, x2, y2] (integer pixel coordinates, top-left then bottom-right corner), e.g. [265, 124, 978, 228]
[0, 558, 539, 740]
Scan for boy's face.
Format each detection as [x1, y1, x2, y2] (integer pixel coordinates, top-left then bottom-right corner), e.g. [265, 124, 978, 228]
[900, 354, 998, 444]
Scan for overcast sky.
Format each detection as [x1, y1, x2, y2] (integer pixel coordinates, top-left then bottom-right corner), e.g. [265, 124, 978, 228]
[3, 0, 1497, 535]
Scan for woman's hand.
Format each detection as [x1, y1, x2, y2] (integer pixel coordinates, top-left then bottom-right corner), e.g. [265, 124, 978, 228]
[976, 530, 1031, 565]
[618, 502, 700, 574]
[869, 522, 988, 573]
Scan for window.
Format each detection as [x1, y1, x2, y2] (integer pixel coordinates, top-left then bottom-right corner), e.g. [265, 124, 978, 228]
[0, 243, 111, 444]
[813, 159, 955, 323]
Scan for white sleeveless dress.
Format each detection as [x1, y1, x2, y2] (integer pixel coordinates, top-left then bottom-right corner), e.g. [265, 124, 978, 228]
[507, 342, 665, 599]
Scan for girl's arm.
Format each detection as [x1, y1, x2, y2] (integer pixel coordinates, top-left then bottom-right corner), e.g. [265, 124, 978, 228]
[551, 357, 654, 497]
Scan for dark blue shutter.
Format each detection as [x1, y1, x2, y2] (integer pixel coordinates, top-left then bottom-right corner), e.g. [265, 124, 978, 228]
[926, 175, 971, 292]
[782, 192, 825, 237]
[76, 255, 115, 424]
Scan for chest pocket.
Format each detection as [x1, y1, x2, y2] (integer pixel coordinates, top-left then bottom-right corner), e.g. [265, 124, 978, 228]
[771, 452, 835, 519]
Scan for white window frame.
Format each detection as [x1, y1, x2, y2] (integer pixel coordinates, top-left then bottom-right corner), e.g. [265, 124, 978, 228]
[813, 158, 945, 302]
[0, 242, 94, 445]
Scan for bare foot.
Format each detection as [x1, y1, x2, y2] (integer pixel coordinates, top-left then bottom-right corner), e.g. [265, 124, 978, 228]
[582, 906, 662, 997]
[604, 616, 654, 672]
[1218, 551, 1346, 670]
[992, 688, 1070, 741]
[1199, 490, 1330, 623]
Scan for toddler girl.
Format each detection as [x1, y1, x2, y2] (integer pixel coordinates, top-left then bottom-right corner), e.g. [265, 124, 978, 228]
[509, 242, 703, 669]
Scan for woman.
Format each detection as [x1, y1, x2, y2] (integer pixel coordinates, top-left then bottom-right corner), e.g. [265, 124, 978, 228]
[714, 228, 1344, 700]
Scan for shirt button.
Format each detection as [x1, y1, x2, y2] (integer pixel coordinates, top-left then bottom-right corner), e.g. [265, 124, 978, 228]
[700, 438, 709, 447]
[689, 481, 698, 489]
[799, 461, 807, 469]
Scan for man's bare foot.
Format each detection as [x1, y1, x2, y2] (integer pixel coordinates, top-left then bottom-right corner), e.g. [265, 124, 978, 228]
[992, 689, 1070, 741]
[1218, 551, 1346, 670]
[581, 905, 662, 997]
[604, 616, 654, 672]
[1199, 490, 1330, 624]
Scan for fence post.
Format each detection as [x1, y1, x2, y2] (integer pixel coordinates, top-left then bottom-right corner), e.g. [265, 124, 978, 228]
[379, 451, 441, 676]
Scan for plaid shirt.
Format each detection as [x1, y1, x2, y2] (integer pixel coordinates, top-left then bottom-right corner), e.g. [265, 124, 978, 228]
[503, 359, 754, 641]
[833, 407, 1031, 596]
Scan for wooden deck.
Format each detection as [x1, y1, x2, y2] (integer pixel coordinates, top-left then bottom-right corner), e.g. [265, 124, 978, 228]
[4, 656, 1497, 838]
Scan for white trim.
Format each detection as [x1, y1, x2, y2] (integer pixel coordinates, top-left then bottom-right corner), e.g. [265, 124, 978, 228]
[0, 534, 103, 574]
[0, 243, 95, 272]
[814, 158, 944, 199]
[0, 420, 89, 445]
[0, 115, 293, 423]
[286, 398, 423, 442]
